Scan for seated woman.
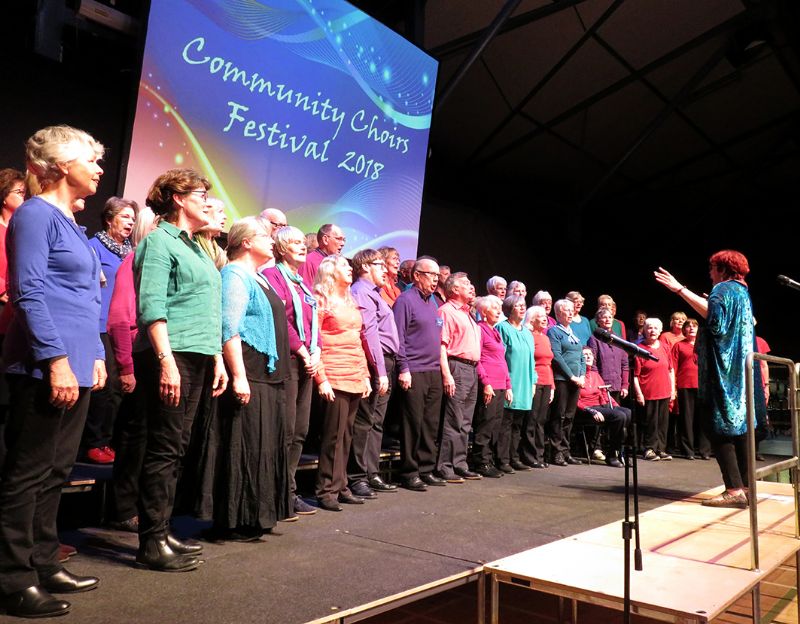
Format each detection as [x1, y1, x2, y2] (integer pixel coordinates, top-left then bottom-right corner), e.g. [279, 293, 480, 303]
[574, 347, 631, 467]
[470, 296, 511, 478]
[212, 217, 291, 539]
[633, 318, 675, 461]
[313, 255, 371, 511]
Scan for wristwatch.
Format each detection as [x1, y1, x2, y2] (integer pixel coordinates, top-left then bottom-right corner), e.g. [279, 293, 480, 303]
[157, 351, 172, 361]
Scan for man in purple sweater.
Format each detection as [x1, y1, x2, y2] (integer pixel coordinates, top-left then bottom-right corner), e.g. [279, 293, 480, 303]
[393, 258, 444, 491]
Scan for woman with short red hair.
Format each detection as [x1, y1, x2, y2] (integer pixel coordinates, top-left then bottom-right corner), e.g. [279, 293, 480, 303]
[655, 250, 767, 509]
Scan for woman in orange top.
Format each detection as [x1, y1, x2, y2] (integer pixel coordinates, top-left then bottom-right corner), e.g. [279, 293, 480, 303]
[377, 246, 401, 306]
[313, 255, 371, 511]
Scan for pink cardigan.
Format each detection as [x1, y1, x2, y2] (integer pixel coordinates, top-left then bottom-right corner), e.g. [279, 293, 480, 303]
[106, 253, 138, 375]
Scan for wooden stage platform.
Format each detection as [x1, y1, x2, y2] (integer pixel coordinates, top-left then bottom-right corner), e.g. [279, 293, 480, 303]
[485, 481, 800, 623]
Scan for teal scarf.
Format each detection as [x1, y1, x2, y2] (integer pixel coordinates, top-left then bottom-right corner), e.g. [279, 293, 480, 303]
[276, 262, 319, 353]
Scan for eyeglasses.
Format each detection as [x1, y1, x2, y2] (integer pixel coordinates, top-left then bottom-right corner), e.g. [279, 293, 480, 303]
[370, 261, 386, 267]
[416, 271, 439, 278]
[330, 235, 346, 243]
[9, 189, 25, 197]
[269, 221, 287, 228]
[188, 190, 208, 201]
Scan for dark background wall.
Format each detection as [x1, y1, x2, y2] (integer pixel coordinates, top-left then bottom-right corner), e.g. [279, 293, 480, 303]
[1, 1, 795, 359]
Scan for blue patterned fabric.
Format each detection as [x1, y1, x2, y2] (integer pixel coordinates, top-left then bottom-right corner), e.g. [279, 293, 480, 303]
[697, 280, 766, 436]
[221, 263, 278, 373]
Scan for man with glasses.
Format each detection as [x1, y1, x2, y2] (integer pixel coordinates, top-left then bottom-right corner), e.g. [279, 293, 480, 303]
[393, 258, 445, 491]
[259, 207, 288, 230]
[298, 223, 345, 285]
[347, 249, 401, 498]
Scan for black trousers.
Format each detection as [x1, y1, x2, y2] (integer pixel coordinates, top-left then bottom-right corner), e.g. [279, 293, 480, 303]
[642, 398, 669, 453]
[677, 388, 711, 458]
[519, 384, 551, 464]
[548, 380, 580, 456]
[399, 370, 442, 480]
[134, 350, 212, 539]
[496, 408, 527, 465]
[316, 390, 359, 504]
[469, 389, 503, 466]
[574, 405, 631, 455]
[110, 390, 144, 523]
[284, 357, 313, 497]
[0, 376, 90, 594]
[83, 333, 123, 449]
[348, 354, 395, 484]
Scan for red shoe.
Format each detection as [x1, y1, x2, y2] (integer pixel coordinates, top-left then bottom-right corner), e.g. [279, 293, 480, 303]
[100, 446, 116, 461]
[58, 543, 77, 563]
[86, 447, 114, 464]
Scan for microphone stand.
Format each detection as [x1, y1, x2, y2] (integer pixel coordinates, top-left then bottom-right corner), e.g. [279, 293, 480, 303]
[621, 381, 642, 624]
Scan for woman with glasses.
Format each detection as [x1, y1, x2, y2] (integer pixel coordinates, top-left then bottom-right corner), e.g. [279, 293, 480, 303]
[132, 169, 227, 572]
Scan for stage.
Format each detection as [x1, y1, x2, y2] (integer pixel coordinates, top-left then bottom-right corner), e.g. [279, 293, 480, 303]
[0, 454, 765, 624]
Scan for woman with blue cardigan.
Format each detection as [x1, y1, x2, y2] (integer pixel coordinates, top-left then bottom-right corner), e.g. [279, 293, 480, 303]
[0, 125, 107, 618]
[547, 299, 586, 466]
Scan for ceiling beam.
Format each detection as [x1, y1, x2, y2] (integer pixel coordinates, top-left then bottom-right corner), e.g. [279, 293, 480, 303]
[429, 0, 593, 59]
[466, 0, 626, 165]
[472, 12, 750, 169]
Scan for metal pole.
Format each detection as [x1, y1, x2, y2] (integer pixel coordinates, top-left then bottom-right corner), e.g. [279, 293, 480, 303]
[434, 0, 523, 112]
[746, 353, 760, 572]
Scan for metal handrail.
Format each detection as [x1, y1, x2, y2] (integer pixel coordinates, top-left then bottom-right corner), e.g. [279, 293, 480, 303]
[745, 352, 800, 573]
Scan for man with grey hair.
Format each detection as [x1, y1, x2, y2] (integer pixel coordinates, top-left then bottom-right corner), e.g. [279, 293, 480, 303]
[436, 272, 482, 482]
[298, 223, 345, 285]
[393, 257, 444, 491]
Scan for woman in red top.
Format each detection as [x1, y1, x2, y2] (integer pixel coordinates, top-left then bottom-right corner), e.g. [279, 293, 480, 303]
[633, 318, 676, 461]
[313, 255, 371, 511]
[673, 319, 710, 460]
[524, 305, 555, 467]
[377, 246, 402, 307]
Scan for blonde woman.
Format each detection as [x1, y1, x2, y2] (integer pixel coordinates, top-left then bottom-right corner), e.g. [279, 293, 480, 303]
[312, 255, 371, 511]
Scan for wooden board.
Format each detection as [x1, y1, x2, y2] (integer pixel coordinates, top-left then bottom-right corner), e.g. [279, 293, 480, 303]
[487, 482, 800, 623]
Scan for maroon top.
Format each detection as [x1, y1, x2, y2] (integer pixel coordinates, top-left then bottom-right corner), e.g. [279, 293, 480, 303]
[297, 247, 326, 288]
[634, 340, 673, 400]
[263, 266, 320, 354]
[532, 331, 555, 388]
[477, 321, 511, 390]
[673, 339, 698, 389]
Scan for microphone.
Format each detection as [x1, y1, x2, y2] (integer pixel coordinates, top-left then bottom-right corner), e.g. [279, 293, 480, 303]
[778, 275, 800, 292]
[593, 328, 659, 362]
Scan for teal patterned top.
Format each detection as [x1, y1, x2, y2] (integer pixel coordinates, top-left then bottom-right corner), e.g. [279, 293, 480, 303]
[697, 280, 766, 436]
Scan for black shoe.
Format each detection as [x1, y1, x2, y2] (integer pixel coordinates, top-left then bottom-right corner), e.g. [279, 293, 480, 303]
[510, 460, 532, 471]
[552, 453, 568, 467]
[338, 493, 365, 505]
[136, 536, 199, 572]
[474, 463, 503, 478]
[530, 462, 547, 469]
[350, 481, 377, 499]
[497, 463, 515, 474]
[700, 454, 711, 460]
[317, 498, 343, 512]
[420, 473, 447, 486]
[368, 476, 398, 492]
[403, 477, 428, 492]
[167, 533, 203, 555]
[686, 455, 696, 460]
[40, 569, 99, 594]
[565, 455, 583, 465]
[455, 467, 482, 480]
[225, 526, 264, 543]
[0, 586, 70, 618]
[605, 457, 624, 468]
[108, 516, 139, 533]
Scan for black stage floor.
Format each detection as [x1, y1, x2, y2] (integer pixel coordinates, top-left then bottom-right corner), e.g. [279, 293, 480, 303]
[0, 456, 748, 624]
